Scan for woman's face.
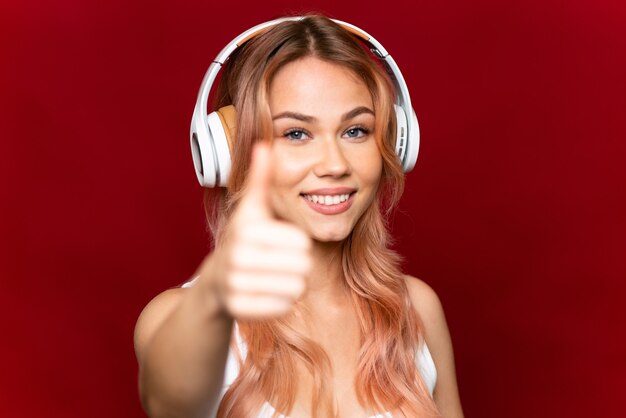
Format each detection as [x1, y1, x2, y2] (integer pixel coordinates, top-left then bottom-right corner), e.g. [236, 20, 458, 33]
[267, 56, 383, 242]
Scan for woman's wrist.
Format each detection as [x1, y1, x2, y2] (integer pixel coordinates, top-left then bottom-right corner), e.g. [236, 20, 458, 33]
[185, 257, 232, 325]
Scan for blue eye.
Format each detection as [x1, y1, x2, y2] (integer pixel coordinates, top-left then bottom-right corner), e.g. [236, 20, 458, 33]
[284, 129, 310, 141]
[344, 126, 369, 139]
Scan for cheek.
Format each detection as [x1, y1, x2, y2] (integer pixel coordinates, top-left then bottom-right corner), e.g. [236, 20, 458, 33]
[352, 146, 384, 188]
[267, 149, 310, 216]
[269, 145, 315, 189]
[270, 158, 308, 191]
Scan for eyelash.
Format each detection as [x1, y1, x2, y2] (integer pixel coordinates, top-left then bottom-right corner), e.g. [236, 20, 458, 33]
[343, 125, 370, 139]
[283, 128, 311, 141]
[282, 125, 371, 141]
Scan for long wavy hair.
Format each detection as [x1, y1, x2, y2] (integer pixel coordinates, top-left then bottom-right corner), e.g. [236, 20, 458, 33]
[203, 15, 441, 418]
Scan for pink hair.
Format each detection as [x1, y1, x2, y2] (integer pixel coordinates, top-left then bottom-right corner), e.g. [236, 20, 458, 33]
[204, 15, 441, 418]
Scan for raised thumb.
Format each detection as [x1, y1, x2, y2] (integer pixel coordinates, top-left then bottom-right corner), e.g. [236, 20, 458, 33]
[239, 142, 273, 218]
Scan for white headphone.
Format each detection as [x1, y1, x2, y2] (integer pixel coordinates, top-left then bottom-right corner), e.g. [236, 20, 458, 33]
[190, 17, 420, 188]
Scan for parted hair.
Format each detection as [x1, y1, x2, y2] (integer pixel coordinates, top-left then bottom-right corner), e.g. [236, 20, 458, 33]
[203, 14, 441, 418]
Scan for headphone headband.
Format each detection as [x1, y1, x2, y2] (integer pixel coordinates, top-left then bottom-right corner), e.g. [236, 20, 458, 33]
[191, 17, 420, 187]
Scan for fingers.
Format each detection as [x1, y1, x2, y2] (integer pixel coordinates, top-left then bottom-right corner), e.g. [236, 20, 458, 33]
[227, 272, 306, 297]
[223, 294, 295, 318]
[230, 246, 311, 274]
[223, 272, 306, 318]
[236, 222, 311, 250]
[219, 222, 311, 319]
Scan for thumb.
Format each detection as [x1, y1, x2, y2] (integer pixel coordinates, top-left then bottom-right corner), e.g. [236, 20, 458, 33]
[239, 142, 273, 219]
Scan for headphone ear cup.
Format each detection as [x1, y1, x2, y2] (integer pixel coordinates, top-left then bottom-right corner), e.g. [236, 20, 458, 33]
[206, 110, 233, 187]
[191, 109, 218, 187]
[394, 104, 409, 170]
[215, 105, 237, 155]
[403, 107, 420, 173]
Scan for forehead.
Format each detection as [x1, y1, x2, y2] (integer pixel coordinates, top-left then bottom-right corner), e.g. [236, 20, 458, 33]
[268, 57, 373, 116]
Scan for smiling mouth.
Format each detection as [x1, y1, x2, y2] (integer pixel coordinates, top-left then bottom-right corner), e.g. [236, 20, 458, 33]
[301, 193, 352, 206]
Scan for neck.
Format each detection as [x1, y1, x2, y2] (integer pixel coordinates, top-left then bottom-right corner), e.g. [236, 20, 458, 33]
[301, 239, 349, 309]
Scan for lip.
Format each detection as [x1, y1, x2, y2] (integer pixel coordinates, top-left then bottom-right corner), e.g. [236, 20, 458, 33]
[300, 187, 356, 196]
[300, 190, 356, 215]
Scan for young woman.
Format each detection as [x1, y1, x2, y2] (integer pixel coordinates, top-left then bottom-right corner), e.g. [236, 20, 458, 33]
[134, 15, 464, 418]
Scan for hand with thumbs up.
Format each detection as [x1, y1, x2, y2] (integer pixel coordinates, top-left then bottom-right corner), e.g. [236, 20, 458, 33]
[199, 142, 312, 319]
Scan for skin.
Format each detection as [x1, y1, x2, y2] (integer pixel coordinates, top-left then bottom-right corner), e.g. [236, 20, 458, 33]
[268, 56, 382, 244]
[134, 57, 464, 417]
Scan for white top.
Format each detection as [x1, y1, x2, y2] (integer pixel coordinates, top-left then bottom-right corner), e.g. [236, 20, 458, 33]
[181, 277, 437, 417]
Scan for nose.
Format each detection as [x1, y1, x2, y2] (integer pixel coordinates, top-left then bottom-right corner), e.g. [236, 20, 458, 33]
[312, 137, 352, 178]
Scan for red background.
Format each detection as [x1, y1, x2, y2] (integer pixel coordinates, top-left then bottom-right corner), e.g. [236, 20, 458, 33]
[1, 0, 625, 417]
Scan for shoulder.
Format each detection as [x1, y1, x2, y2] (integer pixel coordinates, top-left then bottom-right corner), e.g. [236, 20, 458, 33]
[403, 274, 448, 358]
[403, 275, 446, 337]
[403, 275, 465, 417]
[134, 287, 186, 364]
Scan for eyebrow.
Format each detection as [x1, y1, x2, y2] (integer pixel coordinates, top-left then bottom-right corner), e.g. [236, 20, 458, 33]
[272, 106, 375, 123]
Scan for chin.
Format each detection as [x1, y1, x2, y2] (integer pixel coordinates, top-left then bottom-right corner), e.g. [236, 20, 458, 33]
[313, 235, 347, 243]
[309, 225, 353, 243]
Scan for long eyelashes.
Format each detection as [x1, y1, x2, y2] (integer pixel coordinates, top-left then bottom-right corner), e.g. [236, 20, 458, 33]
[343, 125, 370, 138]
[283, 128, 311, 141]
[282, 125, 371, 142]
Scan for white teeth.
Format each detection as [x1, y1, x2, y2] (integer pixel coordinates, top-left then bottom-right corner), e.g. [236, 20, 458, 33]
[303, 193, 351, 206]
